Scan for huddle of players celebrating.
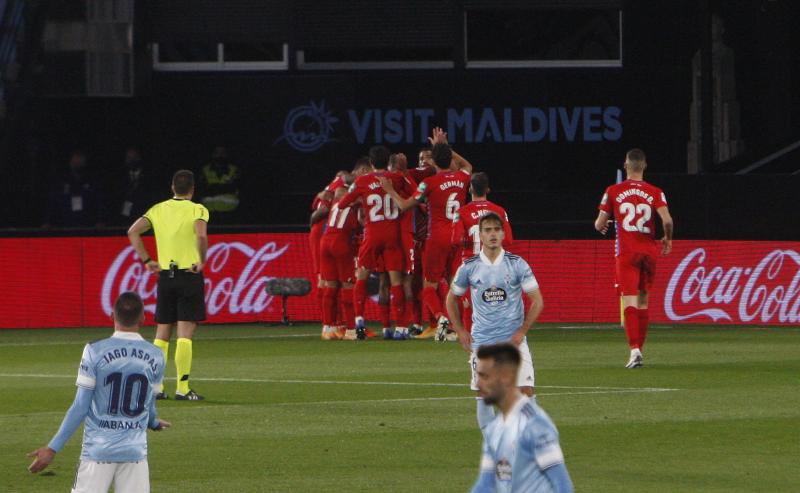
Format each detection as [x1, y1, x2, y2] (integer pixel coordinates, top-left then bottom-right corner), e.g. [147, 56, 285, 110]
[308, 127, 511, 342]
[309, 130, 673, 374]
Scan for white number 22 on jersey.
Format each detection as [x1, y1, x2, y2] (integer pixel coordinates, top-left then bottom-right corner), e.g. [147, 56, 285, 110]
[619, 202, 652, 233]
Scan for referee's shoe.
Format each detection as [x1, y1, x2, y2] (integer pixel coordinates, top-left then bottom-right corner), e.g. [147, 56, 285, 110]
[175, 389, 204, 401]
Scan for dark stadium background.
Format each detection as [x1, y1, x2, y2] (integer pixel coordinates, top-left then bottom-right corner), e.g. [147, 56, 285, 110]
[0, 0, 798, 239]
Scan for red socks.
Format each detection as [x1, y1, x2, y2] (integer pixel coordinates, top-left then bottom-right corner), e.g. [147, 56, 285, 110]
[353, 280, 368, 319]
[340, 288, 355, 329]
[623, 306, 640, 349]
[422, 285, 445, 320]
[389, 285, 406, 327]
[321, 287, 338, 326]
[638, 308, 649, 349]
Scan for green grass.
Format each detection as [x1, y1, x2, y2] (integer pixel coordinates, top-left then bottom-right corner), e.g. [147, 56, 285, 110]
[1, 324, 798, 492]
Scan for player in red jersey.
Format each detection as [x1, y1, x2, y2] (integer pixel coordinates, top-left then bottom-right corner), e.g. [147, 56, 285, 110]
[310, 160, 371, 336]
[338, 146, 417, 340]
[594, 148, 673, 368]
[387, 152, 436, 338]
[318, 187, 361, 340]
[381, 128, 472, 342]
[451, 172, 514, 332]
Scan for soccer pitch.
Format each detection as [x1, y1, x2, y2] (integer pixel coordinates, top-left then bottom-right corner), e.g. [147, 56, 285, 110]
[1, 324, 798, 492]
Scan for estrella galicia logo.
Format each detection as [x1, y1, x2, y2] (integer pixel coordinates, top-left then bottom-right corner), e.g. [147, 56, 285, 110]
[482, 286, 507, 303]
[274, 100, 338, 153]
[495, 458, 512, 481]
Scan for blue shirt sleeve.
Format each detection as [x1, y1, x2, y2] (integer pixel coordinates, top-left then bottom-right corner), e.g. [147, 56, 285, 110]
[451, 262, 470, 296]
[517, 259, 539, 293]
[543, 463, 574, 493]
[47, 386, 93, 452]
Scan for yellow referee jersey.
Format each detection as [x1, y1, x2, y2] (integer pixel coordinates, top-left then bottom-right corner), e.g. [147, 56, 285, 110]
[143, 198, 210, 269]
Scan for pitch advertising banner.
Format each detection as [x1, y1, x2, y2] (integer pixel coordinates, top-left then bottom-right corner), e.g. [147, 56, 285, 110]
[0, 235, 798, 328]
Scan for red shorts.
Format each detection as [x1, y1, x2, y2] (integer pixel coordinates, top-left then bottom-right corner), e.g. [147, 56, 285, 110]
[402, 233, 417, 275]
[616, 252, 657, 295]
[422, 236, 459, 282]
[320, 235, 357, 283]
[357, 233, 405, 273]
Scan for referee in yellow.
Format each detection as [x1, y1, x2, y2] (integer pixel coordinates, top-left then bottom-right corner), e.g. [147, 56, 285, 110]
[127, 169, 209, 401]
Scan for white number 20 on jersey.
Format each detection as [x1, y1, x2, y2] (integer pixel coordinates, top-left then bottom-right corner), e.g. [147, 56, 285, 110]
[619, 202, 652, 233]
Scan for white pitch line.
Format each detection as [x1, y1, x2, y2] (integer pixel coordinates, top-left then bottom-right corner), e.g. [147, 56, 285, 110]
[0, 373, 679, 392]
[0, 333, 318, 347]
[0, 388, 677, 419]
[278, 389, 677, 407]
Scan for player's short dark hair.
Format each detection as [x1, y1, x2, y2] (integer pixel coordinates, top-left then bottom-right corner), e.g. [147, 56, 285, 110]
[626, 148, 646, 164]
[369, 146, 391, 169]
[114, 291, 144, 328]
[479, 212, 504, 231]
[431, 143, 452, 169]
[476, 343, 521, 369]
[172, 169, 195, 195]
[471, 172, 490, 197]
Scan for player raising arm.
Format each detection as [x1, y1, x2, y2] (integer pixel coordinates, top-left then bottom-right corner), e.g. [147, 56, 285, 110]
[594, 148, 673, 368]
[381, 127, 473, 342]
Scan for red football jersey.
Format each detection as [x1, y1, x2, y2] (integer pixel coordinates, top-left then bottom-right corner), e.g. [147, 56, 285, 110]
[407, 165, 436, 185]
[338, 170, 415, 237]
[452, 199, 513, 259]
[413, 169, 471, 240]
[323, 199, 360, 239]
[324, 175, 346, 193]
[598, 179, 668, 256]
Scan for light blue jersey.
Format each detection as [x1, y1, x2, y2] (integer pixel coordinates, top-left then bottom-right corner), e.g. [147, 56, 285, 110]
[451, 250, 539, 350]
[476, 397, 570, 493]
[71, 332, 164, 461]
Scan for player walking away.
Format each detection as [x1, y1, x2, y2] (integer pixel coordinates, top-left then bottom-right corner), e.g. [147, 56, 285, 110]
[446, 213, 543, 432]
[128, 170, 208, 400]
[470, 343, 573, 493]
[338, 146, 416, 340]
[318, 187, 361, 340]
[594, 148, 673, 369]
[381, 127, 472, 342]
[451, 172, 514, 332]
[28, 292, 171, 493]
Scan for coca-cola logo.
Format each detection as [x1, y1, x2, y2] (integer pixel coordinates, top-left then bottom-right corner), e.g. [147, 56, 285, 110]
[665, 248, 800, 323]
[101, 242, 290, 317]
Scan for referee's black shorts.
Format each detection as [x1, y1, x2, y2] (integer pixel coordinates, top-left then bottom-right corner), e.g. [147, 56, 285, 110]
[155, 270, 206, 324]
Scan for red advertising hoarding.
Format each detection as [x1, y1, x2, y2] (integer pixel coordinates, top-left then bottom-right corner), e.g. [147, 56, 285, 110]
[1, 234, 798, 328]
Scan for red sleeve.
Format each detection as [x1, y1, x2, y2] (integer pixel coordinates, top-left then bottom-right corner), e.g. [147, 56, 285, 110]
[413, 177, 431, 202]
[598, 186, 613, 214]
[501, 208, 513, 249]
[451, 212, 465, 247]
[337, 184, 360, 209]
[653, 186, 668, 209]
[325, 176, 345, 192]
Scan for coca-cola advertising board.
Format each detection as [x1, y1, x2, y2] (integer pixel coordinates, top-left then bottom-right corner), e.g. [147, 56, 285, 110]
[0, 234, 798, 328]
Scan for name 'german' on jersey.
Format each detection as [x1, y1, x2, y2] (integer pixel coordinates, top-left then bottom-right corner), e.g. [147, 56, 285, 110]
[413, 169, 470, 241]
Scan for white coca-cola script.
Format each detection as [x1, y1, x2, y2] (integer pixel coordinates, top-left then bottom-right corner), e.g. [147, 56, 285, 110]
[101, 242, 290, 316]
[665, 248, 800, 323]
